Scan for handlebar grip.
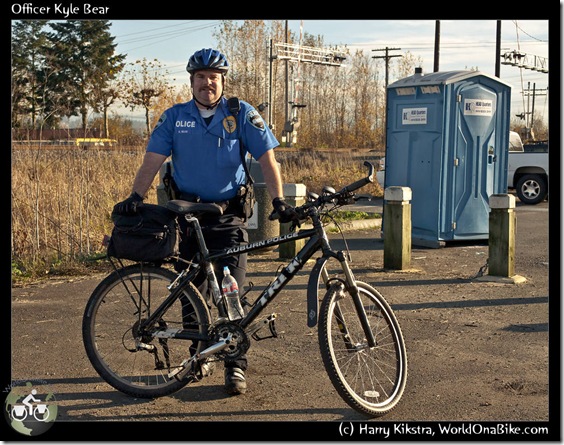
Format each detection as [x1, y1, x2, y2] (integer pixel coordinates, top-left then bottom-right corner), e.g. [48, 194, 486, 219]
[341, 161, 374, 192]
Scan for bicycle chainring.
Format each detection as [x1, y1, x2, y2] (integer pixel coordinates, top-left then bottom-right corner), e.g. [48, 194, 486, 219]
[212, 321, 250, 361]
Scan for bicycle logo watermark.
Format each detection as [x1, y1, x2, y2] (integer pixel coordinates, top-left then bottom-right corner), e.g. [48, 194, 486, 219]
[4, 380, 58, 436]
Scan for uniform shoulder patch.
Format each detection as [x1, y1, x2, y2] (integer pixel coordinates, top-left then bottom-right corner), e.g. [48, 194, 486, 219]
[152, 114, 167, 133]
[246, 109, 265, 130]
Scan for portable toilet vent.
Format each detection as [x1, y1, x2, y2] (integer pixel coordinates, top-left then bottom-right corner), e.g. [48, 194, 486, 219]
[382, 69, 511, 247]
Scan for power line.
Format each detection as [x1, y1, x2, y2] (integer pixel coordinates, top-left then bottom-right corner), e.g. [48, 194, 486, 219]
[114, 21, 221, 53]
[511, 20, 548, 43]
[114, 21, 219, 43]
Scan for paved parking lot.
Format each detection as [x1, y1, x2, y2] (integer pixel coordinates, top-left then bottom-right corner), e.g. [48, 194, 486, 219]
[8, 199, 552, 440]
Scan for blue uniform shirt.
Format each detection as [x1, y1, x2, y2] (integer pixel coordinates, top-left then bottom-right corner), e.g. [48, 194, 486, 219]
[147, 97, 279, 202]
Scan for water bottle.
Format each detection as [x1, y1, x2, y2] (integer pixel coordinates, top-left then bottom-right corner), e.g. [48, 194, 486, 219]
[221, 266, 244, 321]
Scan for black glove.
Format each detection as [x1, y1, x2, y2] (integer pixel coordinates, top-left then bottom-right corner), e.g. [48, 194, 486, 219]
[113, 192, 144, 215]
[272, 197, 300, 226]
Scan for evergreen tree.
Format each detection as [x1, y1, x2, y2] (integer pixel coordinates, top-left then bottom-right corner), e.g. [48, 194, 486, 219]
[11, 20, 49, 130]
[45, 20, 125, 134]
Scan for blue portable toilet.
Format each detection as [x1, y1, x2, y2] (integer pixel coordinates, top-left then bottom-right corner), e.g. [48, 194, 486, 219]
[382, 68, 511, 247]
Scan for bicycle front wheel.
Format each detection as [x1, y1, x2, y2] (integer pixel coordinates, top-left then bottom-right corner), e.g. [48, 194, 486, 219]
[319, 280, 407, 417]
[82, 264, 211, 399]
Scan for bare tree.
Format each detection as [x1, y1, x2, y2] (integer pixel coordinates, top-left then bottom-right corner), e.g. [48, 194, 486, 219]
[394, 50, 424, 79]
[91, 78, 121, 139]
[120, 58, 171, 137]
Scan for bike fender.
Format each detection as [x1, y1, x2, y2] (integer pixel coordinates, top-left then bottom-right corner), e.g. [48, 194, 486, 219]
[306, 257, 329, 328]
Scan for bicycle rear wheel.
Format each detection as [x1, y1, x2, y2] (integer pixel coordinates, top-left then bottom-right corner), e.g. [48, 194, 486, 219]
[318, 280, 407, 417]
[82, 264, 211, 399]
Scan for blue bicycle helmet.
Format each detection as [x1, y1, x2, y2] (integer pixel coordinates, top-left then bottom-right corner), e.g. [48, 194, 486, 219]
[186, 48, 229, 74]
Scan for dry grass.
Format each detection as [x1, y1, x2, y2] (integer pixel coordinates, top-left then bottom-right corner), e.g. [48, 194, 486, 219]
[277, 148, 382, 198]
[11, 145, 382, 282]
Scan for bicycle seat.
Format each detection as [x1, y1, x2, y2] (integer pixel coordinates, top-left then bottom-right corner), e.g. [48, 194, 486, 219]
[166, 199, 224, 216]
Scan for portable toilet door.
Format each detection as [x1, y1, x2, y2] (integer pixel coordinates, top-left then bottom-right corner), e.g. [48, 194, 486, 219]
[445, 72, 511, 241]
[384, 69, 511, 246]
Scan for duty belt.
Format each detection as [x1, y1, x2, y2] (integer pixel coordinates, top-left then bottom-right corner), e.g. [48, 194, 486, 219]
[178, 192, 241, 215]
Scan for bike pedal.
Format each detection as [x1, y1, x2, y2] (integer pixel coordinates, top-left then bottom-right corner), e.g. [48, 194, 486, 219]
[196, 360, 216, 380]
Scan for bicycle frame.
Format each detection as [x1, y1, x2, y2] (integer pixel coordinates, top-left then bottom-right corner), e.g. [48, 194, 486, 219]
[84, 162, 409, 417]
[125, 207, 376, 352]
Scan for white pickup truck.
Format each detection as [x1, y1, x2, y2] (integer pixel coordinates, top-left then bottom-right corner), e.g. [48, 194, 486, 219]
[508, 131, 549, 205]
[377, 131, 549, 205]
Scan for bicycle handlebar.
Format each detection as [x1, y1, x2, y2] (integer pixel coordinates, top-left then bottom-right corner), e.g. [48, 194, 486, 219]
[269, 161, 374, 222]
[339, 161, 374, 194]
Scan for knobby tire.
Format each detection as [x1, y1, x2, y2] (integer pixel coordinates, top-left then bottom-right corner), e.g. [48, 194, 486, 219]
[318, 281, 407, 417]
[82, 264, 211, 399]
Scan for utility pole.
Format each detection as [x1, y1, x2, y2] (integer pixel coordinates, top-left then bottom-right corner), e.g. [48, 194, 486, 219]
[284, 20, 289, 145]
[434, 21, 440, 72]
[372, 47, 402, 136]
[267, 39, 275, 128]
[495, 20, 501, 77]
[372, 47, 402, 88]
[520, 82, 548, 139]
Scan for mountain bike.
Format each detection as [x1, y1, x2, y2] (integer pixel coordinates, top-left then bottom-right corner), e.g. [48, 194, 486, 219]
[82, 161, 407, 417]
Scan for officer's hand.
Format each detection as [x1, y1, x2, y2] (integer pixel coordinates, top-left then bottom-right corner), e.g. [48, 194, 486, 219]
[271, 197, 300, 226]
[113, 192, 144, 215]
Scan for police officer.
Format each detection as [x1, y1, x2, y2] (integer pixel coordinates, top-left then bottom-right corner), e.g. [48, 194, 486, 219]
[113, 48, 299, 395]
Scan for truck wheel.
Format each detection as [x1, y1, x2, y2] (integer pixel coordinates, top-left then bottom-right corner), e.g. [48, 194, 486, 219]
[516, 174, 547, 205]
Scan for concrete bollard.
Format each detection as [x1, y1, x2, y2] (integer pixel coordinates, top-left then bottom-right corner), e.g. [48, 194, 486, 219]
[488, 194, 516, 277]
[477, 194, 526, 283]
[383, 186, 412, 270]
[247, 183, 279, 252]
[279, 183, 307, 259]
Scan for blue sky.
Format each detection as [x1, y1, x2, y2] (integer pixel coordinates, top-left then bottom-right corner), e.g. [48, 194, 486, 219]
[108, 19, 550, 125]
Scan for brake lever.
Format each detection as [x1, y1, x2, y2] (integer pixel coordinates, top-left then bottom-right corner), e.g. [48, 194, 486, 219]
[355, 193, 372, 202]
[290, 218, 302, 231]
[337, 192, 356, 206]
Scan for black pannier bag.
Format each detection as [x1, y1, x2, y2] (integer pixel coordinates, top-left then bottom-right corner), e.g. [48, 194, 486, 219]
[107, 204, 180, 262]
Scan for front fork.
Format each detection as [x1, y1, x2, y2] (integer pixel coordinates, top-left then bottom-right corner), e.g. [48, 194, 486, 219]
[328, 251, 377, 349]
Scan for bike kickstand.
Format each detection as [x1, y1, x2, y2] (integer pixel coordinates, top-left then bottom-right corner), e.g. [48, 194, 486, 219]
[251, 313, 278, 341]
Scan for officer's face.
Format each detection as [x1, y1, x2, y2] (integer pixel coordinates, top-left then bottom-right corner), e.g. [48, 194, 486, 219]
[192, 70, 224, 107]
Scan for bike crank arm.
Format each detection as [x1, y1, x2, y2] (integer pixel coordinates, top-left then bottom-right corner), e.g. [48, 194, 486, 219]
[167, 333, 234, 379]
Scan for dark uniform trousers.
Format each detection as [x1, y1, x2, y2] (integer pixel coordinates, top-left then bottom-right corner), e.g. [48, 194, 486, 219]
[176, 198, 249, 371]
